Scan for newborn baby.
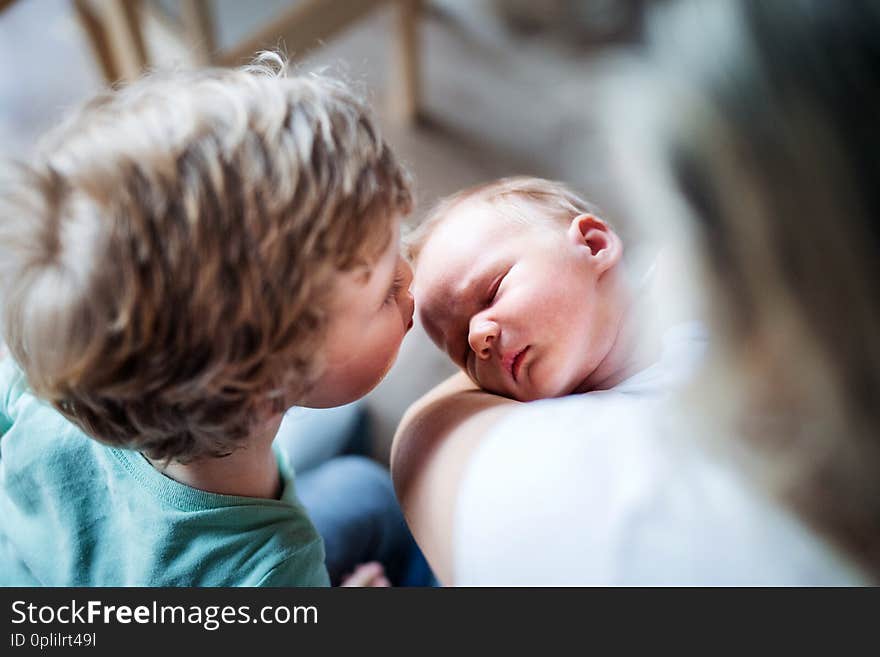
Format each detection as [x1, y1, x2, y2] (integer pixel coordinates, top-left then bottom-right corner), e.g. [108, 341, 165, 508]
[408, 177, 638, 402]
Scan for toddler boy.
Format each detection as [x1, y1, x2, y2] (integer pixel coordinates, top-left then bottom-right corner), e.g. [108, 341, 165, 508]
[0, 55, 416, 586]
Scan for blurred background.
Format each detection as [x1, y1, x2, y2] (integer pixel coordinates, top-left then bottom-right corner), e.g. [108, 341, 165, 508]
[0, 0, 662, 460]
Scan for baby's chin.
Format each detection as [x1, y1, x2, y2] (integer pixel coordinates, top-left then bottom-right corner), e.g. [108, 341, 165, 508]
[513, 384, 578, 403]
[514, 364, 585, 401]
[472, 374, 573, 403]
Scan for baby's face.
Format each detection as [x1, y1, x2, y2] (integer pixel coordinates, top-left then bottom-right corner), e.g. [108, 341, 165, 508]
[299, 220, 415, 408]
[414, 201, 623, 401]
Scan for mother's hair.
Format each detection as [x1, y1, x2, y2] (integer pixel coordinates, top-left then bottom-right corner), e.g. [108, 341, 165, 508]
[652, 1, 880, 575]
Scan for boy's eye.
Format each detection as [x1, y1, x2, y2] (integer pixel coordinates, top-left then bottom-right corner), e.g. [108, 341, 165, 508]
[383, 272, 405, 306]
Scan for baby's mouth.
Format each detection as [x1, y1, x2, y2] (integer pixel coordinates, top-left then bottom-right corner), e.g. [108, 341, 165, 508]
[510, 346, 529, 384]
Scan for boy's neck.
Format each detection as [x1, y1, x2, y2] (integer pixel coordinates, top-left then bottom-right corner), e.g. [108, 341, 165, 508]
[147, 415, 284, 500]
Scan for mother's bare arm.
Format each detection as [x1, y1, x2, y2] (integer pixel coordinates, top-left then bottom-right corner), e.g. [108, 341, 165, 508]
[390, 372, 519, 584]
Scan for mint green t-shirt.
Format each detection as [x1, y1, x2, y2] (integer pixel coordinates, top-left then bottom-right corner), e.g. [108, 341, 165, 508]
[0, 359, 329, 587]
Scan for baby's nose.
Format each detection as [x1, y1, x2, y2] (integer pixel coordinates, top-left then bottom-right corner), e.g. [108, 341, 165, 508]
[468, 318, 499, 359]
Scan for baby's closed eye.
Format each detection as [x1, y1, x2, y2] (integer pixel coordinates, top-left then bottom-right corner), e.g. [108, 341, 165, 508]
[485, 266, 512, 306]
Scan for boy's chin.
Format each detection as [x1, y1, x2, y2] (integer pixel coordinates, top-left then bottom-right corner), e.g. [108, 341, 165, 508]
[297, 382, 362, 409]
[299, 366, 393, 409]
[299, 385, 372, 409]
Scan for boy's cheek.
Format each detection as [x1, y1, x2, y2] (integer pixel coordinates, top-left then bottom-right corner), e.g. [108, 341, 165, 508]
[304, 335, 402, 408]
[340, 348, 399, 401]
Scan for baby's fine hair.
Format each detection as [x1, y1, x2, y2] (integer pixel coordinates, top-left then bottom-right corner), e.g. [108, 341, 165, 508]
[405, 176, 600, 263]
[0, 53, 413, 461]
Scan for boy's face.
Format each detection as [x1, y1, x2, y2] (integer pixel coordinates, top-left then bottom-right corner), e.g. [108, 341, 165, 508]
[414, 200, 624, 401]
[299, 221, 415, 408]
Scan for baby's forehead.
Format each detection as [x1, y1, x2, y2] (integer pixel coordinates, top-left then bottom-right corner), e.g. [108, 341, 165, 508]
[414, 209, 517, 322]
[413, 262, 465, 351]
[416, 204, 502, 275]
[424, 197, 539, 252]
[434, 197, 503, 233]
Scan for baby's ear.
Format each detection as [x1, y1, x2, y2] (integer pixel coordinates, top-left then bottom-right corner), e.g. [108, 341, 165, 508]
[567, 214, 623, 273]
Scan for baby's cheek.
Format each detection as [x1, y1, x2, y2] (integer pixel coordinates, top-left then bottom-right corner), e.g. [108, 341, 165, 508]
[530, 346, 578, 399]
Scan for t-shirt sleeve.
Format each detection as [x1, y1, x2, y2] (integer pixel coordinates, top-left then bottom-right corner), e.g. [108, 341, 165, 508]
[256, 538, 331, 587]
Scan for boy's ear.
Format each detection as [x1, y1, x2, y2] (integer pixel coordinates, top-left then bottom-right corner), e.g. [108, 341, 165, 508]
[567, 214, 623, 273]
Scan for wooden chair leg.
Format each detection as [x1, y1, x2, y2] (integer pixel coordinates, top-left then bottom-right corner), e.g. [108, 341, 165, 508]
[181, 0, 216, 65]
[73, 0, 148, 85]
[121, 0, 149, 68]
[72, 0, 122, 83]
[101, 0, 148, 79]
[392, 0, 421, 124]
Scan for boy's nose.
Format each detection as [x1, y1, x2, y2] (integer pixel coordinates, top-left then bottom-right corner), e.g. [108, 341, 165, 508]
[468, 317, 499, 360]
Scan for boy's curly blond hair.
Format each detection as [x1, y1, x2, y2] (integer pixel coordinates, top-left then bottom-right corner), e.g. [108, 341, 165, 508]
[0, 54, 412, 462]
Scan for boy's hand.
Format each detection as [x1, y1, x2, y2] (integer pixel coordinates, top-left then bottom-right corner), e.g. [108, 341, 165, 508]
[339, 561, 391, 587]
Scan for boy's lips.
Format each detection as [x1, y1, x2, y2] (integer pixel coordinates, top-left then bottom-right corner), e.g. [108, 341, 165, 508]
[405, 297, 415, 330]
